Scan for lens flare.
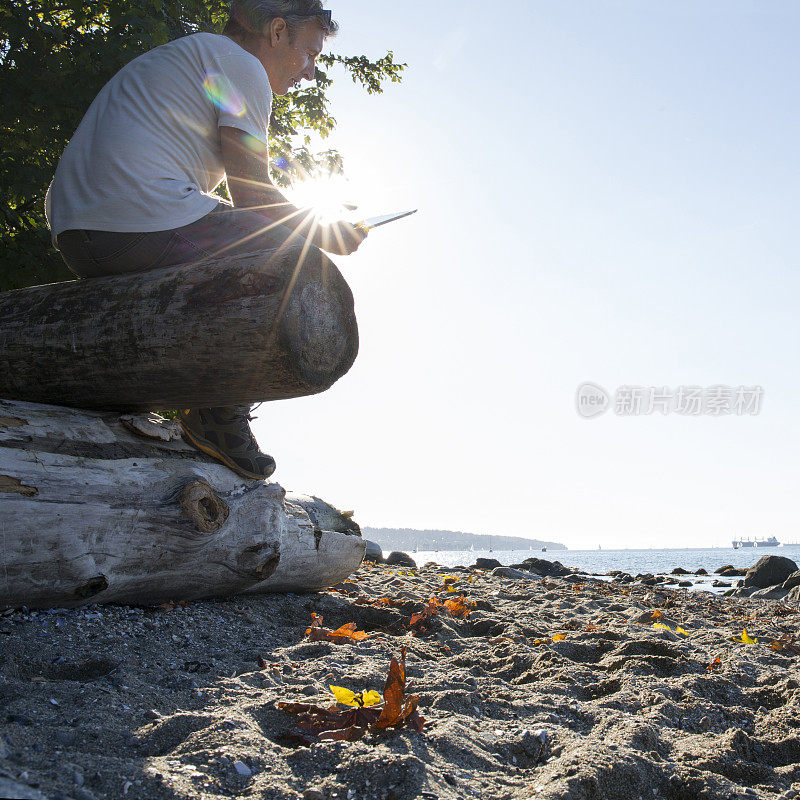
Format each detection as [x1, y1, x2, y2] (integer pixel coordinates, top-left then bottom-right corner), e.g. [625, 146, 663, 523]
[203, 73, 246, 117]
[285, 174, 356, 224]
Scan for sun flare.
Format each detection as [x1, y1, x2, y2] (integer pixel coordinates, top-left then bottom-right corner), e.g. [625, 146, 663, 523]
[284, 174, 358, 225]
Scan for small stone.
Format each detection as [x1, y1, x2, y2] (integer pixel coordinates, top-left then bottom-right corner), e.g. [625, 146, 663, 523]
[145, 709, 161, 720]
[301, 684, 318, 696]
[73, 789, 98, 800]
[302, 790, 326, 800]
[73, 770, 85, 787]
[443, 773, 457, 786]
[233, 760, 252, 777]
[698, 716, 711, 731]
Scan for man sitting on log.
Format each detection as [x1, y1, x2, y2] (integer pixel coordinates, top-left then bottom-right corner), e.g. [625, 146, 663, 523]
[44, 0, 364, 480]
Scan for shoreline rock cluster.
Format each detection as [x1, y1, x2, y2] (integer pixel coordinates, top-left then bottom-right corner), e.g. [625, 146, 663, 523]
[372, 549, 800, 600]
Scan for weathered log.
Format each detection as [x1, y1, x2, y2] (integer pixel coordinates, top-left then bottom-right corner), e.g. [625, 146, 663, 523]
[0, 398, 365, 608]
[0, 245, 358, 410]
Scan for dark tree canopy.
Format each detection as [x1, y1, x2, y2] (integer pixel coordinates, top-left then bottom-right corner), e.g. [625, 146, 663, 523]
[0, 0, 404, 291]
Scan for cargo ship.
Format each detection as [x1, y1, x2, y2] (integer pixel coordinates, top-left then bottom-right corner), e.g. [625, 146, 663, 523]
[732, 536, 779, 549]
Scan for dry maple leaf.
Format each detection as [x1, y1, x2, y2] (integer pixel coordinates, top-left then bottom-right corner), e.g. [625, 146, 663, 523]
[769, 634, 800, 655]
[374, 646, 424, 732]
[409, 598, 441, 634]
[278, 648, 424, 745]
[443, 596, 472, 619]
[707, 656, 722, 672]
[305, 614, 369, 644]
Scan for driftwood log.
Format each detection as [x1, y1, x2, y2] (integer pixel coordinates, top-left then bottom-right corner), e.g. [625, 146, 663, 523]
[0, 398, 365, 608]
[0, 244, 358, 410]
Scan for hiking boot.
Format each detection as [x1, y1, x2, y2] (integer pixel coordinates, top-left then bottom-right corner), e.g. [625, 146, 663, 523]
[177, 405, 276, 480]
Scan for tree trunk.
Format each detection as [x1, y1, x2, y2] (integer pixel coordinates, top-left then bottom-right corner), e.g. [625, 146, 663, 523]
[0, 245, 358, 411]
[0, 398, 365, 609]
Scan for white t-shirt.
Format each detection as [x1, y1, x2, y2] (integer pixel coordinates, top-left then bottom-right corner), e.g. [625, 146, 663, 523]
[45, 33, 272, 241]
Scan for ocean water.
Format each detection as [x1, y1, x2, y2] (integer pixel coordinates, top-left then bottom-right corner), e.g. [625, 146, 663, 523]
[400, 545, 800, 579]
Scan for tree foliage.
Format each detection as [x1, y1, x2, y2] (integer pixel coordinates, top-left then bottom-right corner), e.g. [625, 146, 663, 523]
[0, 0, 404, 291]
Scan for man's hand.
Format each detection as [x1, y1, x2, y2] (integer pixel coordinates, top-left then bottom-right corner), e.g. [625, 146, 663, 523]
[313, 221, 367, 255]
[220, 126, 367, 256]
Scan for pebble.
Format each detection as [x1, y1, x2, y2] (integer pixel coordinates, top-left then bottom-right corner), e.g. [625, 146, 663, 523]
[302, 790, 326, 800]
[233, 760, 252, 777]
[698, 716, 711, 731]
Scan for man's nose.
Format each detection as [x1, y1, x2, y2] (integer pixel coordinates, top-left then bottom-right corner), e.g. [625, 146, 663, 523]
[302, 60, 316, 81]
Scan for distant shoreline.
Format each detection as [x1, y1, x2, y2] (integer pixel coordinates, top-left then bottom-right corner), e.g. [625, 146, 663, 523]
[361, 526, 566, 552]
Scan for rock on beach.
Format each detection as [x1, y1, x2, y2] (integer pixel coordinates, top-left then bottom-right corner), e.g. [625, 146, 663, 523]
[744, 555, 799, 589]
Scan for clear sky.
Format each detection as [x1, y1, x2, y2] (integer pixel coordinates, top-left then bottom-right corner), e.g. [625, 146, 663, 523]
[252, 0, 800, 550]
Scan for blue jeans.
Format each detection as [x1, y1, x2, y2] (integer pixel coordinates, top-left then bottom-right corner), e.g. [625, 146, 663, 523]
[56, 204, 306, 278]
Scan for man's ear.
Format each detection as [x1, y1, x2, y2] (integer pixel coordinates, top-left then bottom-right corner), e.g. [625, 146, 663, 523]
[269, 17, 288, 47]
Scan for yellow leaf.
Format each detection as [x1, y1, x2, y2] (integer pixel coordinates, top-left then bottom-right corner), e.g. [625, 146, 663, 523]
[740, 629, 757, 644]
[676, 626, 689, 636]
[552, 634, 566, 642]
[329, 685, 358, 706]
[329, 685, 381, 707]
[361, 690, 381, 707]
[651, 609, 663, 620]
[653, 623, 671, 631]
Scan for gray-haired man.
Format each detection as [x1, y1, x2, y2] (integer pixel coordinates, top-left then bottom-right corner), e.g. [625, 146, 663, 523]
[46, 1, 364, 480]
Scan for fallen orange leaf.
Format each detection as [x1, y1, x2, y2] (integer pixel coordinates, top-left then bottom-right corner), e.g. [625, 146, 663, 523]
[305, 614, 369, 644]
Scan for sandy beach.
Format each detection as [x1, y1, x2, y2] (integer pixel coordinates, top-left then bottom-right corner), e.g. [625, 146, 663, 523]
[2, 558, 800, 800]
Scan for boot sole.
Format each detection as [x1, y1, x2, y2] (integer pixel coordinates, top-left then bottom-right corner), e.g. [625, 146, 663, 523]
[178, 420, 276, 481]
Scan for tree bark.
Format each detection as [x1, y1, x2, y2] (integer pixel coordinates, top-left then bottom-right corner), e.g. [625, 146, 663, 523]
[0, 398, 365, 609]
[0, 245, 358, 410]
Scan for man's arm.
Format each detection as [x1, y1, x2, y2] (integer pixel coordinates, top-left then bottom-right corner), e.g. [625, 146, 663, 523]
[219, 126, 365, 256]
